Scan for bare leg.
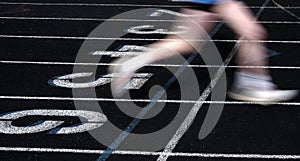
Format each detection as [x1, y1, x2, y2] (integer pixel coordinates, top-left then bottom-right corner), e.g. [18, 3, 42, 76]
[210, 1, 298, 102]
[109, 9, 218, 96]
[143, 8, 219, 63]
[117, 8, 218, 73]
[211, 0, 269, 75]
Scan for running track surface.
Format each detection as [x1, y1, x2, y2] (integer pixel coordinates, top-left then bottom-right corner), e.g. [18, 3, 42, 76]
[0, 0, 300, 161]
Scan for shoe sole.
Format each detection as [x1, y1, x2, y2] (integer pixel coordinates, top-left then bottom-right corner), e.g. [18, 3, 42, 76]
[227, 90, 298, 106]
[227, 92, 275, 106]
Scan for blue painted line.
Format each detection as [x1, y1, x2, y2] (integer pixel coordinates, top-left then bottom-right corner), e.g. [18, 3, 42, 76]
[48, 126, 62, 134]
[28, 120, 45, 127]
[96, 21, 225, 161]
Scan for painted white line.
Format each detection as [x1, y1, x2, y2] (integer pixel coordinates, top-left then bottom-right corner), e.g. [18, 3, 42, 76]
[0, 35, 299, 43]
[253, 21, 300, 24]
[0, 2, 193, 8]
[0, 2, 300, 9]
[1, 16, 300, 24]
[0, 2, 298, 9]
[0, 95, 300, 106]
[0, 146, 299, 159]
[0, 16, 186, 22]
[272, 0, 300, 20]
[1, 60, 300, 69]
[157, 1, 271, 161]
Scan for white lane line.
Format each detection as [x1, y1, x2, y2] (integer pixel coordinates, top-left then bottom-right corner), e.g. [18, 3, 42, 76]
[0, 2, 193, 7]
[272, 0, 300, 20]
[2, 16, 300, 24]
[1, 16, 300, 24]
[0, 35, 299, 43]
[0, 95, 300, 106]
[0, 2, 298, 9]
[0, 16, 189, 22]
[1, 60, 300, 69]
[0, 147, 299, 159]
[157, 0, 271, 161]
[0, 147, 300, 159]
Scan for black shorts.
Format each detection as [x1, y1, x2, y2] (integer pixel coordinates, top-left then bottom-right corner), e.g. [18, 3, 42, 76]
[170, 1, 215, 12]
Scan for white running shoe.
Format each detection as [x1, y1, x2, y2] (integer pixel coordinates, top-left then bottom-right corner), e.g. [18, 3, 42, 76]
[228, 71, 298, 105]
